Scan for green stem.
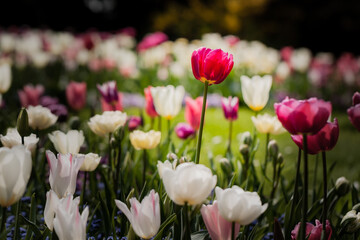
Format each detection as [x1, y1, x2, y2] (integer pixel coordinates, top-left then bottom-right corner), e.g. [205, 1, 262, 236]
[14, 201, 21, 240]
[143, 149, 147, 186]
[195, 81, 209, 164]
[167, 119, 171, 142]
[270, 152, 277, 199]
[231, 222, 235, 240]
[299, 134, 308, 240]
[115, 139, 122, 197]
[158, 116, 162, 132]
[264, 133, 270, 173]
[150, 117, 154, 129]
[80, 171, 87, 210]
[312, 154, 319, 204]
[227, 120, 233, 155]
[0, 207, 6, 234]
[183, 202, 191, 240]
[321, 151, 327, 240]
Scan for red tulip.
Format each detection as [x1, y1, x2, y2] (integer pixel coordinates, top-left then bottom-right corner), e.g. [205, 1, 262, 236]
[274, 97, 332, 135]
[18, 84, 44, 107]
[66, 81, 87, 110]
[291, 220, 332, 240]
[191, 47, 234, 85]
[347, 92, 360, 131]
[144, 86, 158, 118]
[221, 96, 239, 121]
[175, 123, 196, 139]
[291, 119, 339, 154]
[185, 96, 204, 130]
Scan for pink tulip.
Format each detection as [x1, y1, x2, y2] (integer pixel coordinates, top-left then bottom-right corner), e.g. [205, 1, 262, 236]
[137, 32, 168, 52]
[274, 97, 332, 135]
[185, 96, 204, 130]
[221, 96, 239, 121]
[18, 84, 44, 107]
[191, 47, 234, 85]
[144, 86, 158, 118]
[291, 220, 332, 240]
[291, 119, 339, 154]
[127, 116, 143, 131]
[175, 123, 196, 139]
[66, 81, 87, 110]
[201, 201, 240, 240]
[97, 81, 123, 111]
[101, 92, 123, 111]
[347, 92, 360, 131]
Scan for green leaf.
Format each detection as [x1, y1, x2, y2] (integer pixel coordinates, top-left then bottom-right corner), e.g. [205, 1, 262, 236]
[153, 213, 177, 240]
[19, 215, 43, 239]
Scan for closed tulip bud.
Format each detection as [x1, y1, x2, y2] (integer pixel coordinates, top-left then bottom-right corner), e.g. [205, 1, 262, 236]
[277, 153, 284, 164]
[68, 116, 81, 130]
[48, 130, 85, 154]
[27, 105, 58, 130]
[219, 158, 232, 175]
[335, 176, 350, 196]
[215, 186, 267, 225]
[115, 190, 161, 239]
[241, 131, 252, 146]
[53, 195, 89, 240]
[46, 150, 85, 198]
[179, 156, 189, 163]
[130, 130, 161, 150]
[268, 140, 279, 159]
[239, 144, 249, 158]
[341, 210, 360, 233]
[79, 153, 101, 172]
[17, 107, 30, 139]
[157, 161, 217, 205]
[166, 152, 178, 161]
[0, 145, 32, 207]
[201, 201, 240, 240]
[191, 47, 234, 85]
[241, 75, 272, 111]
[113, 126, 125, 143]
[88, 111, 127, 137]
[221, 96, 239, 121]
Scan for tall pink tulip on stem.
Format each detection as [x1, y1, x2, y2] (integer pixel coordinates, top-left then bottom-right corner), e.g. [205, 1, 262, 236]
[66, 81, 87, 110]
[185, 96, 203, 131]
[221, 96, 239, 154]
[191, 47, 234, 164]
[274, 97, 331, 240]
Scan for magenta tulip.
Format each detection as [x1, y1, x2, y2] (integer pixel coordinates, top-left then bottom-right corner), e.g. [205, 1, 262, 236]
[291, 119, 339, 154]
[66, 81, 87, 110]
[18, 84, 44, 107]
[137, 32, 168, 52]
[144, 86, 158, 118]
[127, 116, 143, 131]
[221, 96, 239, 121]
[191, 47, 234, 85]
[347, 92, 360, 131]
[274, 97, 332, 135]
[175, 123, 195, 139]
[97, 81, 123, 111]
[185, 96, 203, 130]
[201, 201, 240, 240]
[291, 220, 332, 240]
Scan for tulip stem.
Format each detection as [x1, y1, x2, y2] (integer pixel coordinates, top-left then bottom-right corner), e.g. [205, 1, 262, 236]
[263, 133, 270, 174]
[195, 81, 208, 164]
[80, 171, 87, 210]
[270, 152, 277, 200]
[227, 120, 233, 155]
[14, 201, 21, 240]
[231, 222, 235, 240]
[183, 202, 191, 240]
[321, 151, 327, 240]
[300, 134, 308, 240]
[143, 149, 147, 186]
[0, 207, 6, 234]
[167, 119, 171, 141]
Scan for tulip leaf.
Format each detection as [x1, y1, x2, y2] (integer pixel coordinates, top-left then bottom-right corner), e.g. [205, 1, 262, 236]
[25, 193, 37, 240]
[153, 213, 177, 240]
[190, 230, 209, 240]
[19, 215, 43, 239]
[98, 192, 112, 234]
[86, 201, 100, 233]
[273, 218, 285, 240]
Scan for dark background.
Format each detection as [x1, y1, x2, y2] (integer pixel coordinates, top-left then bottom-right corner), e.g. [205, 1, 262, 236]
[1, 0, 360, 56]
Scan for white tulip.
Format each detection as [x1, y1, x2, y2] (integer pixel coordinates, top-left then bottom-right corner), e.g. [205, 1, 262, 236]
[215, 186, 267, 225]
[130, 130, 161, 150]
[0, 128, 39, 153]
[27, 105, 58, 130]
[115, 189, 161, 239]
[290, 48, 312, 73]
[0, 61, 11, 94]
[251, 113, 286, 135]
[44, 190, 60, 231]
[88, 111, 127, 137]
[151, 85, 185, 120]
[0, 145, 32, 207]
[79, 153, 101, 172]
[157, 161, 217, 205]
[48, 130, 85, 154]
[46, 150, 84, 198]
[53, 194, 89, 240]
[240, 75, 272, 111]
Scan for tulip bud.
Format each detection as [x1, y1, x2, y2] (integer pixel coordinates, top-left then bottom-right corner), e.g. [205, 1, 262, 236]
[268, 140, 279, 159]
[335, 177, 351, 196]
[277, 153, 284, 164]
[219, 158, 232, 175]
[179, 156, 189, 164]
[353, 203, 360, 212]
[114, 126, 125, 143]
[17, 108, 30, 140]
[69, 116, 81, 130]
[341, 210, 360, 233]
[241, 132, 252, 146]
[239, 144, 249, 158]
[167, 152, 178, 161]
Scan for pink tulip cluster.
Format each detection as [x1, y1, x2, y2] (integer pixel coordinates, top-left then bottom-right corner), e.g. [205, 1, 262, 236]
[291, 220, 332, 240]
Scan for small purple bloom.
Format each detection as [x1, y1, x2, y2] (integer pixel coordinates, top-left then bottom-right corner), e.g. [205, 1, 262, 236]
[175, 123, 196, 139]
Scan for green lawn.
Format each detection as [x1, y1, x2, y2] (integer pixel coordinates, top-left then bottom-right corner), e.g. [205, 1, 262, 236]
[127, 106, 360, 184]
